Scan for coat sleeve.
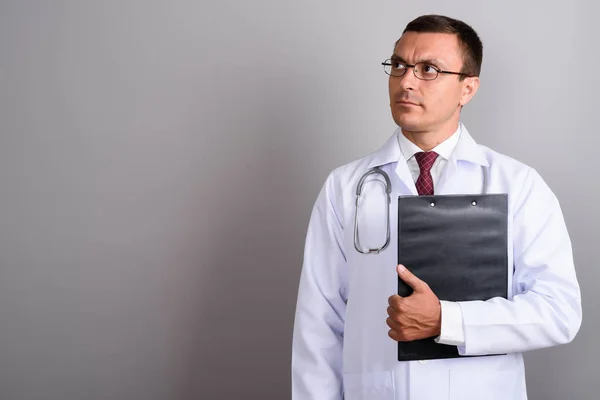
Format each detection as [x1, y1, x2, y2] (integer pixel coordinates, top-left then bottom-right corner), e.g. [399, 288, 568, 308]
[456, 168, 582, 356]
[292, 172, 347, 400]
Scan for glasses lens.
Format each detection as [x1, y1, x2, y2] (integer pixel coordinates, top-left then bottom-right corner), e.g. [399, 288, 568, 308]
[414, 62, 438, 80]
[384, 60, 406, 77]
[383, 60, 393, 76]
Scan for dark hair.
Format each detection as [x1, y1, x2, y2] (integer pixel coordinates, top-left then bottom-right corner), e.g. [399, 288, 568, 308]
[398, 15, 483, 79]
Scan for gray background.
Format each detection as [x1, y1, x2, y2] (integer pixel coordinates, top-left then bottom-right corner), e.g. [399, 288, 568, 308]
[0, 1, 597, 399]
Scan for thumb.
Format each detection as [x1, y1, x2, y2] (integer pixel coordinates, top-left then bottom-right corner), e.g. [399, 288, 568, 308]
[397, 264, 427, 292]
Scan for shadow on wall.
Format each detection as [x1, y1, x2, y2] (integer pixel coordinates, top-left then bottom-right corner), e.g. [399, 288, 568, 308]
[180, 74, 323, 398]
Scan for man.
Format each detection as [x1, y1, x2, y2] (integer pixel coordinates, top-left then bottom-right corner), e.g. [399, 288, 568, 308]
[291, 14, 582, 400]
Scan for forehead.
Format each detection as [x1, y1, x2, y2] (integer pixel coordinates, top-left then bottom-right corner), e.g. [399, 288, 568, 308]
[394, 32, 463, 67]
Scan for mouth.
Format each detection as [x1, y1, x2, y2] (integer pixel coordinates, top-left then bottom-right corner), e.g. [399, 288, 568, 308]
[396, 101, 419, 106]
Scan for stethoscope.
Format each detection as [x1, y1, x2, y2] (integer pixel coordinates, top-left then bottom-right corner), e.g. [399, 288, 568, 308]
[353, 165, 489, 254]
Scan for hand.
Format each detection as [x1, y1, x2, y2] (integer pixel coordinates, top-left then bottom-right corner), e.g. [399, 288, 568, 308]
[386, 264, 442, 342]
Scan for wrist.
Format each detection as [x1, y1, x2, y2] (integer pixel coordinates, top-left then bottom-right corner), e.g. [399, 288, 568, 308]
[434, 302, 442, 336]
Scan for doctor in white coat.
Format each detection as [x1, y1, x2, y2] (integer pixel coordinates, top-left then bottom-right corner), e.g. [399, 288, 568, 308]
[291, 14, 582, 400]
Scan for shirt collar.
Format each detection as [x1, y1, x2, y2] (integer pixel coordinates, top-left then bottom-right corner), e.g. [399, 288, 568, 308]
[397, 125, 460, 162]
[366, 122, 489, 169]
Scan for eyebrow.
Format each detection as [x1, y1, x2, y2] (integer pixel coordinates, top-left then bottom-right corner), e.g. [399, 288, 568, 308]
[391, 54, 447, 69]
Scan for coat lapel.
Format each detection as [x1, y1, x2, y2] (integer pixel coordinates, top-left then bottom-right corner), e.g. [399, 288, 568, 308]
[366, 128, 417, 196]
[364, 123, 489, 196]
[436, 123, 489, 195]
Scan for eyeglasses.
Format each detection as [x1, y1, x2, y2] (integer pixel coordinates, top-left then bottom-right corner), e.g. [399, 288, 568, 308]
[382, 59, 472, 81]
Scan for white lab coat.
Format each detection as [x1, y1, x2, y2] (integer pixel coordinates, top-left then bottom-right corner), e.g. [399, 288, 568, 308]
[291, 123, 582, 400]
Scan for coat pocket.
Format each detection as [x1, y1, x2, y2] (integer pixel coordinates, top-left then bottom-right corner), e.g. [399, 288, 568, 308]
[449, 367, 525, 400]
[342, 370, 395, 400]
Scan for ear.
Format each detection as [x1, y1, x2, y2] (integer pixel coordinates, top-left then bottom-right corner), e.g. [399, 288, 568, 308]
[459, 76, 480, 106]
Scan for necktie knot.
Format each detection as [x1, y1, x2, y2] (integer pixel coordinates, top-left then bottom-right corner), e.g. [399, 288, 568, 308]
[415, 151, 438, 173]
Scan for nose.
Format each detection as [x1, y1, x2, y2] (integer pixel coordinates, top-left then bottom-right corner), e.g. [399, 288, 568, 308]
[397, 66, 418, 91]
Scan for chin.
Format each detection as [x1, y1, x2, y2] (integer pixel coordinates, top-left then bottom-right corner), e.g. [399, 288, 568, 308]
[392, 114, 426, 132]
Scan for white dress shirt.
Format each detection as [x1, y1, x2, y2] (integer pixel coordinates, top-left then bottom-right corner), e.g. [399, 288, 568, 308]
[397, 126, 466, 346]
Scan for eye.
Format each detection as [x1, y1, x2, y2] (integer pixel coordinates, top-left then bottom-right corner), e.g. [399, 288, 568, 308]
[418, 63, 439, 79]
[392, 61, 406, 71]
[422, 64, 438, 73]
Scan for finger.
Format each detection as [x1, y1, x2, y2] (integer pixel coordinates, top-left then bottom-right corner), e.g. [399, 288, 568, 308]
[388, 329, 400, 342]
[388, 294, 403, 308]
[397, 264, 428, 292]
[386, 317, 402, 331]
[387, 306, 401, 318]
[388, 329, 409, 342]
[387, 326, 402, 340]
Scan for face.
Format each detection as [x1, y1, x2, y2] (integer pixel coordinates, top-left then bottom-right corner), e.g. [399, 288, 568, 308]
[388, 32, 479, 134]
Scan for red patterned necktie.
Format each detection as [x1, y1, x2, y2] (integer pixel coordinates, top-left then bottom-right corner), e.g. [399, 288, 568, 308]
[415, 151, 439, 195]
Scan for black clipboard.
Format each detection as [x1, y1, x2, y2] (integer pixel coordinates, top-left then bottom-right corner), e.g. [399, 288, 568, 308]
[396, 193, 508, 361]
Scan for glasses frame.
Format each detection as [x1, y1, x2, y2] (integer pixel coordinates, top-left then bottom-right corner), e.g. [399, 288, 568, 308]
[381, 59, 472, 81]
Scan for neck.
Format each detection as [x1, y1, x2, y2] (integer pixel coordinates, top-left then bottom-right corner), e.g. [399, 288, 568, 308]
[401, 122, 459, 151]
